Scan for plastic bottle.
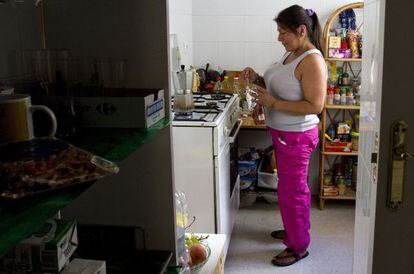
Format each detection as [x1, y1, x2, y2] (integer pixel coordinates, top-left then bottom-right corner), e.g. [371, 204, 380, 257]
[342, 70, 350, 86]
[330, 62, 339, 84]
[175, 191, 190, 273]
[220, 75, 231, 93]
[337, 67, 344, 86]
[213, 76, 221, 93]
[233, 76, 244, 106]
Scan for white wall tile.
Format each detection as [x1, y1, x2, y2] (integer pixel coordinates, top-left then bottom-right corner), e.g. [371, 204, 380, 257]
[218, 42, 245, 70]
[244, 42, 284, 72]
[246, 0, 281, 16]
[172, 15, 192, 42]
[193, 16, 218, 42]
[193, 42, 219, 68]
[218, 0, 247, 16]
[218, 16, 245, 42]
[244, 16, 274, 42]
[192, 0, 220, 16]
[181, 0, 192, 15]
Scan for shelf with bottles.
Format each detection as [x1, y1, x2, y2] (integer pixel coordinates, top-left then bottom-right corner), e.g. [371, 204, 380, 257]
[326, 61, 361, 108]
[322, 2, 364, 61]
[322, 113, 359, 153]
[319, 154, 358, 209]
[325, 104, 360, 110]
[325, 58, 361, 62]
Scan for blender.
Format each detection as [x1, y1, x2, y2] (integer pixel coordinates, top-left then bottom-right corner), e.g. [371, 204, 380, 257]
[173, 65, 195, 119]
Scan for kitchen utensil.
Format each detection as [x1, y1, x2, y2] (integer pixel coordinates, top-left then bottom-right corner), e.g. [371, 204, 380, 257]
[173, 65, 195, 118]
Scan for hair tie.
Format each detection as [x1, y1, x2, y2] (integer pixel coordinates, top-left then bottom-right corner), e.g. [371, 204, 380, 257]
[306, 8, 314, 17]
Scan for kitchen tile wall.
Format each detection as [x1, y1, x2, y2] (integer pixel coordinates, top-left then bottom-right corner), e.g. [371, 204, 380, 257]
[169, 0, 193, 69]
[192, 0, 362, 74]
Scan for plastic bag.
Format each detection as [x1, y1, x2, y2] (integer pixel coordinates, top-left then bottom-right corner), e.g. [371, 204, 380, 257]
[0, 138, 119, 199]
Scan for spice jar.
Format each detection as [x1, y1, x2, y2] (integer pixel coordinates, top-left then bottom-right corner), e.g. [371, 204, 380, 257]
[327, 87, 334, 105]
[334, 87, 341, 105]
[340, 87, 347, 105]
[346, 87, 354, 105]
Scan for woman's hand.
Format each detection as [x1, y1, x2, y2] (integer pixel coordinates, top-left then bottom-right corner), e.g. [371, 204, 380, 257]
[251, 84, 278, 109]
[242, 67, 259, 83]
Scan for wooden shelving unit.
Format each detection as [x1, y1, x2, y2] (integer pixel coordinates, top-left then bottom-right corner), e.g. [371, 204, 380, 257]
[325, 104, 360, 110]
[325, 58, 362, 62]
[319, 2, 363, 210]
[322, 151, 359, 156]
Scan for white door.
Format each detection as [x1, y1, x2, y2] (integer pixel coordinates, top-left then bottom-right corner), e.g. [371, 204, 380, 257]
[354, 1, 414, 273]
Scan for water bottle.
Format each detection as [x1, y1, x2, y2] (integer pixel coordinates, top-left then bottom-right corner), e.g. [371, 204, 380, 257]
[175, 191, 190, 273]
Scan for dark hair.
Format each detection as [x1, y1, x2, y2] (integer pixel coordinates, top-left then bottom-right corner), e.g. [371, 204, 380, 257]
[274, 5, 323, 56]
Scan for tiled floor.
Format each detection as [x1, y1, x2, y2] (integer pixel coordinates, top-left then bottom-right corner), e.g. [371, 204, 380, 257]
[225, 196, 355, 274]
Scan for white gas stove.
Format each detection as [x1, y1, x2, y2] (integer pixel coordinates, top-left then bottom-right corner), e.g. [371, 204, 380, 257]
[172, 92, 242, 258]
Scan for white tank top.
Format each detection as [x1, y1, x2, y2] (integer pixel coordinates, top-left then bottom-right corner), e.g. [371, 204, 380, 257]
[263, 48, 322, 132]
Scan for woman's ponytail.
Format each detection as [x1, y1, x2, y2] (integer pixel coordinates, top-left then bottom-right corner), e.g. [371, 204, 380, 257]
[309, 12, 323, 56]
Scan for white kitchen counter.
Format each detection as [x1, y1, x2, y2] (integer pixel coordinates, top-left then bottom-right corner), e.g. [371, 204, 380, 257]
[190, 233, 226, 274]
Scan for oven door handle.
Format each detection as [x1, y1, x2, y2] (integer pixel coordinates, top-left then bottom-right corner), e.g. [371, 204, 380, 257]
[228, 119, 243, 144]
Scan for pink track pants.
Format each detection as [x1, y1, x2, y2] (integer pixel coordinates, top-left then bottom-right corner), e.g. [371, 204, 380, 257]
[269, 126, 319, 254]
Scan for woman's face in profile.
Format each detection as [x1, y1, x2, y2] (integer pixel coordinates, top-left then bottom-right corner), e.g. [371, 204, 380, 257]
[277, 24, 302, 52]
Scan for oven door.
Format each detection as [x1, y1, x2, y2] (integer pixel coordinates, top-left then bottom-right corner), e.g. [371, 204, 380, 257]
[214, 119, 242, 255]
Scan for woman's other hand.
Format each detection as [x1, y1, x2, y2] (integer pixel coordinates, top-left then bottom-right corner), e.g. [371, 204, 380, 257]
[251, 84, 278, 109]
[242, 67, 259, 83]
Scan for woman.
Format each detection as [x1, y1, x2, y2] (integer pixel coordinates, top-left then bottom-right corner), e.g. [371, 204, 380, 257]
[243, 5, 327, 267]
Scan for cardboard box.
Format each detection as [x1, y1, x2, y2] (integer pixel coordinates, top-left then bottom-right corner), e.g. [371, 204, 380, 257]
[78, 88, 165, 129]
[0, 219, 78, 273]
[329, 36, 341, 49]
[62, 259, 106, 274]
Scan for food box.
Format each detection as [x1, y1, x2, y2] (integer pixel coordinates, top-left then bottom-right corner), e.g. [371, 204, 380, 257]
[238, 159, 260, 182]
[323, 185, 339, 196]
[62, 259, 106, 274]
[324, 141, 352, 152]
[77, 88, 165, 129]
[328, 48, 352, 59]
[0, 219, 78, 273]
[329, 36, 341, 49]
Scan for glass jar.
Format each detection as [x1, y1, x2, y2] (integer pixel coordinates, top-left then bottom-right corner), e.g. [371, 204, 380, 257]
[324, 171, 333, 185]
[337, 182, 346, 195]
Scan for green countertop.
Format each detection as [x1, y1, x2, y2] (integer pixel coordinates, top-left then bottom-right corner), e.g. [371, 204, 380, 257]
[0, 118, 171, 257]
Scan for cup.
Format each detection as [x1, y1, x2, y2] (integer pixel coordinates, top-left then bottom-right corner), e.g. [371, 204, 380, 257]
[0, 94, 57, 144]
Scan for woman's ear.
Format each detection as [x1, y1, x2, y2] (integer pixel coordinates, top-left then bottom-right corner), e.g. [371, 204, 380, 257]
[297, 25, 307, 37]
